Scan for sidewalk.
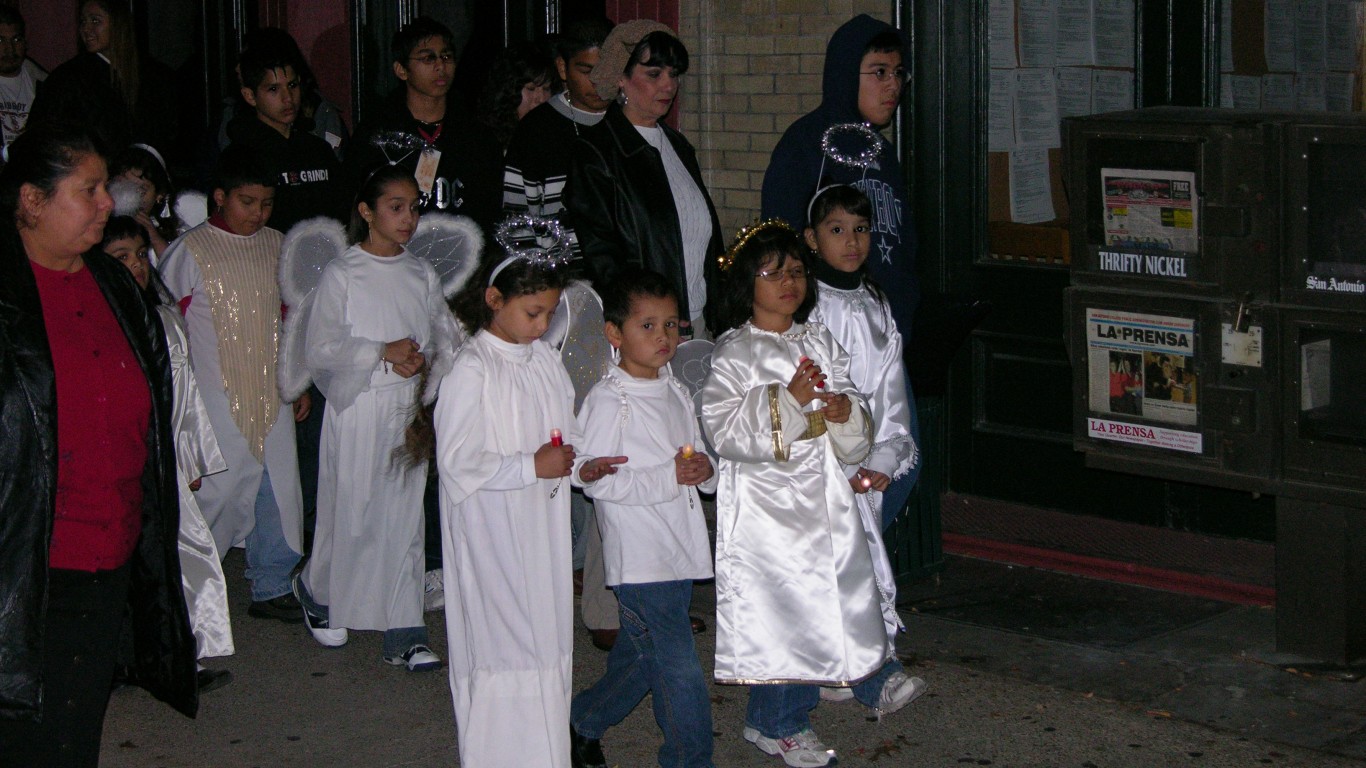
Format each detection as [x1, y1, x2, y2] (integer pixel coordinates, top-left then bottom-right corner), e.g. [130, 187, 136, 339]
[101, 550, 1365, 767]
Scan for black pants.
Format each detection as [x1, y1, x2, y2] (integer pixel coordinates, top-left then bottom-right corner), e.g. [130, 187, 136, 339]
[0, 564, 130, 768]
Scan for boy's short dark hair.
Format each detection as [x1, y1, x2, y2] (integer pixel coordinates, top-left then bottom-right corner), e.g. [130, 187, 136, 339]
[392, 16, 454, 66]
[239, 42, 302, 91]
[214, 144, 277, 193]
[807, 184, 873, 228]
[0, 6, 26, 32]
[864, 29, 904, 55]
[601, 268, 678, 327]
[555, 17, 613, 62]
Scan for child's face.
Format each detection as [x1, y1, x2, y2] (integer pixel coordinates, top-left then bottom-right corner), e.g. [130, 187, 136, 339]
[395, 36, 454, 100]
[105, 235, 151, 289]
[750, 252, 807, 330]
[804, 206, 870, 273]
[244, 66, 301, 136]
[213, 184, 275, 236]
[606, 293, 680, 380]
[486, 286, 561, 345]
[359, 179, 420, 253]
[857, 48, 904, 128]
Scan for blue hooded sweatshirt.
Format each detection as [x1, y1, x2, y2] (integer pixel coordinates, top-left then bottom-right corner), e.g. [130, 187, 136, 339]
[761, 14, 920, 342]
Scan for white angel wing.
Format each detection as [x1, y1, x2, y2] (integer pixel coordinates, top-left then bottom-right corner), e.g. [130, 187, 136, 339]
[277, 217, 347, 403]
[670, 338, 715, 422]
[407, 213, 484, 299]
[556, 280, 614, 414]
[174, 190, 209, 232]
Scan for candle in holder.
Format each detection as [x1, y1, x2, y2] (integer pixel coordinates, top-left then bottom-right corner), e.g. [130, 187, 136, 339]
[550, 428, 563, 447]
[681, 443, 695, 459]
[860, 476, 872, 490]
[799, 355, 824, 388]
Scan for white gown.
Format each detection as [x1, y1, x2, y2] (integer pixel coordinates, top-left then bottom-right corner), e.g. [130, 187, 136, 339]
[159, 304, 234, 659]
[811, 282, 917, 642]
[433, 331, 580, 768]
[159, 233, 304, 557]
[701, 321, 891, 685]
[301, 245, 459, 631]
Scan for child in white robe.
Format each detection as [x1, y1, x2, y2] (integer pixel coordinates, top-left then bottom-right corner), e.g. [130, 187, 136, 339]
[804, 184, 926, 710]
[433, 242, 625, 767]
[699, 221, 913, 768]
[102, 216, 235, 690]
[291, 165, 458, 670]
[570, 269, 717, 768]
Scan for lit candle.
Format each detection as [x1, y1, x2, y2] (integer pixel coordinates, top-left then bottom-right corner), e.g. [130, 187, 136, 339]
[860, 476, 872, 489]
[681, 443, 695, 459]
[550, 428, 563, 447]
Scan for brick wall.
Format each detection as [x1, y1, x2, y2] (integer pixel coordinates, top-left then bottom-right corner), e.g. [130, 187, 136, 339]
[676, 1, 896, 239]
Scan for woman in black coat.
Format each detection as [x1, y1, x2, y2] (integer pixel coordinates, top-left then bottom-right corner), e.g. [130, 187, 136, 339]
[565, 20, 724, 337]
[0, 124, 196, 767]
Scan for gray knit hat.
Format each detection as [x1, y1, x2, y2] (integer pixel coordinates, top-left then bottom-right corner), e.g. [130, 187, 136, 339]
[589, 19, 676, 102]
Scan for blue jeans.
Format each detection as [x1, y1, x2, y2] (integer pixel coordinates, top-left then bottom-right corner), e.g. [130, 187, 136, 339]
[296, 571, 428, 658]
[880, 380, 922, 531]
[571, 580, 713, 768]
[747, 659, 903, 737]
[570, 489, 592, 571]
[244, 467, 302, 601]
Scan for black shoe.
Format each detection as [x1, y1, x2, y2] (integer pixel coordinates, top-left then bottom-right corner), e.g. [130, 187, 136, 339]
[690, 615, 707, 634]
[570, 724, 607, 768]
[196, 668, 233, 693]
[248, 593, 305, 623]
[589, 628, 618, 652]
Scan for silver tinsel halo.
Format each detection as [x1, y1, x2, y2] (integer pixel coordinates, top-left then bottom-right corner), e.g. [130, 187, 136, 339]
[370, 131, 426, 164]
[490, 214, 575, 277]
[820, 122, 882, 169]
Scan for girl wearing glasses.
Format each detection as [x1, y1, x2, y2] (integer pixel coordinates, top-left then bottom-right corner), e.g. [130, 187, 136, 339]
[700, 222, 887, 768]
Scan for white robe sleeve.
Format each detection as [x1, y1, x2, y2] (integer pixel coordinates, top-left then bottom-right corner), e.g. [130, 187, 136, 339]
[162, 307, 226, 481]
[158, 235, 198, 304]
[434, 352, 537, 505]
[305, 260, 385, 411]
[815, 327, 873, 466]
[863, 301, 915, 479]
[701, 340, 811, 464]
[577, 384, 682, 506]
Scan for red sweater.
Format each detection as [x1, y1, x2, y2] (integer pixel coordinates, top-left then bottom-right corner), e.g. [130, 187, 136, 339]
[31, 261, 150, 571]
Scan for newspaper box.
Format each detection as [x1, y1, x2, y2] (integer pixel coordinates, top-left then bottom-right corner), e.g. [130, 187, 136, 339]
[1281, 121, 1366, 312]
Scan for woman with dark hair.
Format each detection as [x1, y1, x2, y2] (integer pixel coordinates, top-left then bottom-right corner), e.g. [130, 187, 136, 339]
[476, 41, 554, 154]
[28, 0, 179, 155]
[565, 20, 724, 338]
[0, 125, 197, 766]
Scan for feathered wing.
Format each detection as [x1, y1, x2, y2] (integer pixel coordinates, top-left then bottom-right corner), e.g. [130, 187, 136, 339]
[670, 338, 717, 454]
[406, 213, 484, 300]
[556, 280, 614, 415]
[277, 217, 348, 402]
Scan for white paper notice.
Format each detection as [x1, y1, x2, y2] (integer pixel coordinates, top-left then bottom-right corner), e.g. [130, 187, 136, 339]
[1092, 69, 1135, 113]
[1009, 149, 1056, 224]
[1296, 74, 1328, 110]
[1221, 323, 1264, 368]
[1295, 0, 1327, 73]
[1326, 72, 1356, 111]
[1014, 69, 1061, 149]
[1262, 73, 1297, 109]
[1056, 67, 1094, 118]
[1265, 0, 1296, 72]
[1094, 0, 1136, 68]
[1018, 0, 1059, 68]
[989, 69, 1017, 151]
[1220, 0, 1234, 72]
[989, 0, 1018, 68]
[1056, 0, 1095, 65]
[1326, 0, 1362, 71]
[1230, 75, 1263, 108]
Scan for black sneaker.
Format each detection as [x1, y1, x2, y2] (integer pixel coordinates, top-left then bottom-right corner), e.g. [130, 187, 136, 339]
[247, 593, 305, 623]
[570, 724, 606, 768]
[196, 668, 234, 693]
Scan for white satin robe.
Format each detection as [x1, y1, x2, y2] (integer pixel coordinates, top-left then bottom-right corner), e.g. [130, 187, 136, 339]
[159, 305, 234, 658]
[701, 321, 891, 685]
[302, 246, 459, 631]
[811, 283, 917, 643]
[433, 331, 582, 768]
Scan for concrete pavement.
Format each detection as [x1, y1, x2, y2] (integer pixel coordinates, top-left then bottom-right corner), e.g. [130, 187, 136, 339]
[100, 550, 1365, 767]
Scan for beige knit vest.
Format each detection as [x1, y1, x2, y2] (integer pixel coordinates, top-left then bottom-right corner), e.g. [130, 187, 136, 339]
[185, 225, 283, 462]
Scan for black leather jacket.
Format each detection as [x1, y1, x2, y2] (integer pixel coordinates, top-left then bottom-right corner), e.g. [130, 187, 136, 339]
[0, 232, 197, 721]
[566, 104, 724, 333]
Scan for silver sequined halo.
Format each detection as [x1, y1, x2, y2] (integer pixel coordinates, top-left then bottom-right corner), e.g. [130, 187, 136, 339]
[493, 214, 575, 268]
[820, 122, 882, 169]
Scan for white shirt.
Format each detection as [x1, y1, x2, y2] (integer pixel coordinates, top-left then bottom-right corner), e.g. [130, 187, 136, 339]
[0, 59, 46, 145]
[579, 365, 716, 586]
[636, 124, 712, 323]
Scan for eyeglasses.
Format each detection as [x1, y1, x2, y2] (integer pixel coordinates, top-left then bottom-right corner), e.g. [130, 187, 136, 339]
[861, 67, 910, 85]
[754, 266, 808, 282]
[409, 51, 455, 67]
[0, 35, 24, 48]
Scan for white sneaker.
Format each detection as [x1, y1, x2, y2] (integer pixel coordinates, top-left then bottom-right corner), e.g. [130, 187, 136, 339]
[819, 686, 855, 702]
[293, 573, 347, 647]
[875, 671, 928, 717]
[385, 644, 442, 672]
[743, 726, 837, 767]
[423, 568, 444, 612]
